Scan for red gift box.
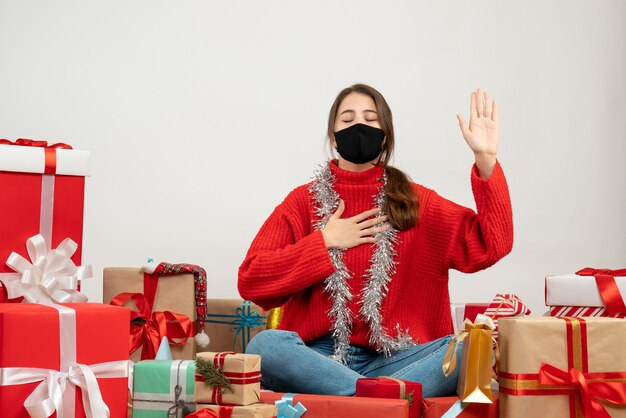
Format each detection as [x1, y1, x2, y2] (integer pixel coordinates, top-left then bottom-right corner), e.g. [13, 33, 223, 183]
[355, 377, 421, 418]
[450, 303, 489, 333]
[0, 303, 130, 417]
[0, 139, 89, 283]
[260, 391, 409, 418]
[422, 393, 499, 418]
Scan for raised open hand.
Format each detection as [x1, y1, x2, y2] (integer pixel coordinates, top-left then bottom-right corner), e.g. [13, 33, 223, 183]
[456, 88, 499, 178]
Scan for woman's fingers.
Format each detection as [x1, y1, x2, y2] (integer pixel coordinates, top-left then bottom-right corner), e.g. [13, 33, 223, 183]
[470, 91, 478, 120]
[457, 114, 470, 138]
[358, 215, 388, 229]
[351, 207, 382, 223]
[484, 91, 492, 118]
[360, 224, 391, 237]
[492, 99, 498, 122]
[476, 88, 484, 117]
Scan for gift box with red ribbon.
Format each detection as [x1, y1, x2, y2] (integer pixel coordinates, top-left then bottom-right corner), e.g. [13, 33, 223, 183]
[194, 352, 261, 406]
[104, 262, 207, 361]
[482, 294, 530, 339]
[0, 138, 89, 298]
[192, 403, 276, 418]
[355, 377, 421, 418]
[0, 303, 131, 418]
[422, 393, 499, 418]
[260, 391, 409, 418]
[450, 303, 490, 333]
[498, 316, 626, 418]
[546, 268, 626, 318]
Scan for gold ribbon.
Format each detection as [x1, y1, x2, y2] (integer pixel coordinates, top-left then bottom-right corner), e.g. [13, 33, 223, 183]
[382, 377, 406, 398]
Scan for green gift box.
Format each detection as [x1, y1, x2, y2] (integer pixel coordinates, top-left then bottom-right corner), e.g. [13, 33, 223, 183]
[132, 360, 196, 418]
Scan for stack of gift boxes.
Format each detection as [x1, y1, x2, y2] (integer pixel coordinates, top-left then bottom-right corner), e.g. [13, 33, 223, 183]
[0, 139, 132, 417]
[2, 138, 626, 417]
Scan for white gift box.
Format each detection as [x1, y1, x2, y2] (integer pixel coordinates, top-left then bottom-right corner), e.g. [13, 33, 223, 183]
[545, 273, 626, 307]
[0, 142, 90, 175]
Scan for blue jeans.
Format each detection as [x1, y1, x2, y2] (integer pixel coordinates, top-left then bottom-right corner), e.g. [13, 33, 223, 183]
[246, 330, 461, 398]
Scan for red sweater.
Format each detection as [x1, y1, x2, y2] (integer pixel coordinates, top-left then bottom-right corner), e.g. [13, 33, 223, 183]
[238, 160, 513, 348]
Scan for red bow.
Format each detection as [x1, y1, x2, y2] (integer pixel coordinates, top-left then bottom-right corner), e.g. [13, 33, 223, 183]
[0, 138, 72, 149]
[576, 268, 626, 316]
[110, 292, 193, 360]
[539, 363, 626, 418]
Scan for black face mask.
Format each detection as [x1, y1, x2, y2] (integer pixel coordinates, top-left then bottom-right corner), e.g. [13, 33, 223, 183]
[334, 123, 385, 165]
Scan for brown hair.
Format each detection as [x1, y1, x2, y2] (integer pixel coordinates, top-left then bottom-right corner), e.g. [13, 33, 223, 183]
[327, 83, 419, 230]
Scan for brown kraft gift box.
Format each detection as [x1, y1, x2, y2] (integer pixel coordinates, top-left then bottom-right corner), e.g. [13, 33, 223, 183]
[498, 316, 626, 418]
[194, 352, 261, 406]
[103, 267, 196, 361]
[199, 299, 266, 354]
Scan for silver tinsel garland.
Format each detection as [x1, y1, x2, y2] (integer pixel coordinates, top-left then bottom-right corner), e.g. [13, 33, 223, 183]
[309, 162, 415, 364]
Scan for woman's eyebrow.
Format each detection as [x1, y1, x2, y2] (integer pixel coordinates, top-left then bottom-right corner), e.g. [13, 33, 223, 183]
[363, 109, 378, 114]
[339, 109, 355, 116]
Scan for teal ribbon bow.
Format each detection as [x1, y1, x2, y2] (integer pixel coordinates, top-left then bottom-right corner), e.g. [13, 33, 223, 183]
[275, 393, 307, 418]
[204, 301, 267, 352]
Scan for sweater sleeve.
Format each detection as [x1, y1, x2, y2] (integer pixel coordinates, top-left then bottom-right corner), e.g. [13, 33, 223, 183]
[423, 160, 514, 273]
[237, 191, 336, 310]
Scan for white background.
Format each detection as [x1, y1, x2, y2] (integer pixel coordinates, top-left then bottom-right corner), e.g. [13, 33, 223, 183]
[1, 1, 624, 315]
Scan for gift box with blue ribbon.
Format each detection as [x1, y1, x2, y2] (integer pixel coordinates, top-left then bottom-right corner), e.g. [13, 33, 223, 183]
[200, 300, 267, 353]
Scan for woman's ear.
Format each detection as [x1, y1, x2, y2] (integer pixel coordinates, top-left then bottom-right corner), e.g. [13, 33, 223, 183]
[330, 135, 337, 149]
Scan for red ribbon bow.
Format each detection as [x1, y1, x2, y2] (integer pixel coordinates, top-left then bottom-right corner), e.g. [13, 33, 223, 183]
[0, 138, 72, 149]
[110, 292, 193, 360]
[576, 268, 626, 316]
[0, 138, 73, 174]
[539, 363, 626, 418]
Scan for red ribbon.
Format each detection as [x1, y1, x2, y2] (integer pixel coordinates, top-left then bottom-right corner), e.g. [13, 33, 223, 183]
[109, 292, 193, 360]
[539, 363, 626, 418]
[576, 268, 626, 316]
[0, 138, 72, 175]
[194, 352, 261, 405]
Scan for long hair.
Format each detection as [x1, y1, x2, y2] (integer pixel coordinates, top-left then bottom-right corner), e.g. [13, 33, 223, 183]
[327, 84, 419, 230]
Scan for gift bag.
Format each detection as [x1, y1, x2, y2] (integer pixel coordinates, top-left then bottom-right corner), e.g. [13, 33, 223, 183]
[443, 315, 495, 404]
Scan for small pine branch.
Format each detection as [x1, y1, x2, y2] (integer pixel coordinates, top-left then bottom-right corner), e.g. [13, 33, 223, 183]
[403, 391, 414, 406]
[195, 357, 233, 394]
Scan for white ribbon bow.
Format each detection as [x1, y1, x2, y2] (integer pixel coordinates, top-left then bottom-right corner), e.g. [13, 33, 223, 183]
[3, 234, 91, 303]
[0, 361, 130, 418]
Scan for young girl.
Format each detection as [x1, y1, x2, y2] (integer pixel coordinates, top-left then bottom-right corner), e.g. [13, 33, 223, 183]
[238, 84, 513, 397]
